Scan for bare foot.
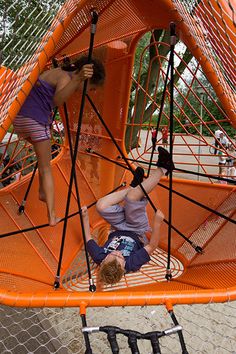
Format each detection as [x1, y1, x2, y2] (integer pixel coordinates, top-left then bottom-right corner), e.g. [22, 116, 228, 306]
[49, 216, 61, 227]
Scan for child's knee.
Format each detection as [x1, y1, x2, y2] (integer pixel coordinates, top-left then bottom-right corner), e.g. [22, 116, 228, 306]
[96, 199, 106, 213]
[126, 187, 142, 201]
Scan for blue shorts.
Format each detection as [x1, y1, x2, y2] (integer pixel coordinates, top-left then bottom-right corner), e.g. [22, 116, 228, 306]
[98, 196, 151, 236]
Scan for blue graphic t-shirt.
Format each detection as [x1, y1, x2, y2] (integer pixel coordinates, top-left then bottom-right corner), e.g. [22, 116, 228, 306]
[87, 230, 150, 273]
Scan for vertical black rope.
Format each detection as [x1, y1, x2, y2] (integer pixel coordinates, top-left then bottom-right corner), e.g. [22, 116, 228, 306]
[54, 10, 98, 291]
[81, 314, 93, 354]
[63, 102, 94, 288]
[165, 22, 176, 281]
[18, 162, 38, 214]
[147, 50, 173, 177]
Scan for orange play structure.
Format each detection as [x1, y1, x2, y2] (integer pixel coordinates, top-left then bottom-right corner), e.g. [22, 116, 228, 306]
[0, 0, 235, 313]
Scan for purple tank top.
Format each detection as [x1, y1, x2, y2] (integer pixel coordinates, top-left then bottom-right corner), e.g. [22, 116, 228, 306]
[18, 78, 56, 125]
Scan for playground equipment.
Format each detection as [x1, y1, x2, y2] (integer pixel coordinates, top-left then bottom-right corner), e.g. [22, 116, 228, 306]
[0, 0, 235, 352]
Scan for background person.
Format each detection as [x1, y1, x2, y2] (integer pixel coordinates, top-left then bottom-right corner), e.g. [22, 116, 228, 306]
[151, 127, 157, 150]
[161, 125, 168, 148]
[214, 129, 223, 154]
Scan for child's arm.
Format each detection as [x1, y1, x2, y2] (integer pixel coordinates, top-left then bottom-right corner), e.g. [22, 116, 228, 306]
[81, 206, 92, 242]
[144, 209, 164, 255]
[53, 64, 94, 106]
[82, 206, 107, 265]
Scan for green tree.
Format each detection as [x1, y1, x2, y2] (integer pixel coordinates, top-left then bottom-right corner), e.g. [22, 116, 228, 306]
[125, 29, 235, 151]
[125, 29, 193, 151]
[0, 0, 64, 68]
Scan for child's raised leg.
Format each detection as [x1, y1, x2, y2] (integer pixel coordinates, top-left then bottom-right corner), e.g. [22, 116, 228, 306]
[127, 167, 164, 202]
[128, 147, 174, 202]
[96, 166, 145, 212]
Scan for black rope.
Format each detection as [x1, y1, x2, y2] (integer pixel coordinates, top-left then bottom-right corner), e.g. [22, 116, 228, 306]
[86, 94, 161, 211]
[86, 92, 202, 258]
[165, 22, 176, 281]
[119, 156, 236, 185]
[85, 153, 203, 252]
[86, 148, 129, 170]
[174, 167, 236, 185]
[18, 162, 38, 214]
[86, 94, 144, 181]
[159, 181, 236, 225]
[0, 184, 124, 239]
[147, 35, 173, 177]
[86, 93, 165, 215]
[54, 10, 98, 291]
[62, 100, 94, 292]
[88, 149, 235, 227]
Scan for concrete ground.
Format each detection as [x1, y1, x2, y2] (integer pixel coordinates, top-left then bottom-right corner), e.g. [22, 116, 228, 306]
[132, 131, 235, 183]
[1, 302, 235, 353]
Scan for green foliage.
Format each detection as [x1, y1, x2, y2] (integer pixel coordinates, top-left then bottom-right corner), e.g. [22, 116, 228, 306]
[0, 0, 65, 68]
[174, 75, 235, 137]
[126, 31, 235, 151]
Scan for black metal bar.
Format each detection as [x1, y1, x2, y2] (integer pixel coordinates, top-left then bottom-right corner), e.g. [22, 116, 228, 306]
[81, 314, 93, 354]
[169, 310, 189, 354]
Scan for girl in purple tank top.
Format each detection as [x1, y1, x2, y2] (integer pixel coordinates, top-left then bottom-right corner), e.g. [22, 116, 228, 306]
[14, 56, 105, 226]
